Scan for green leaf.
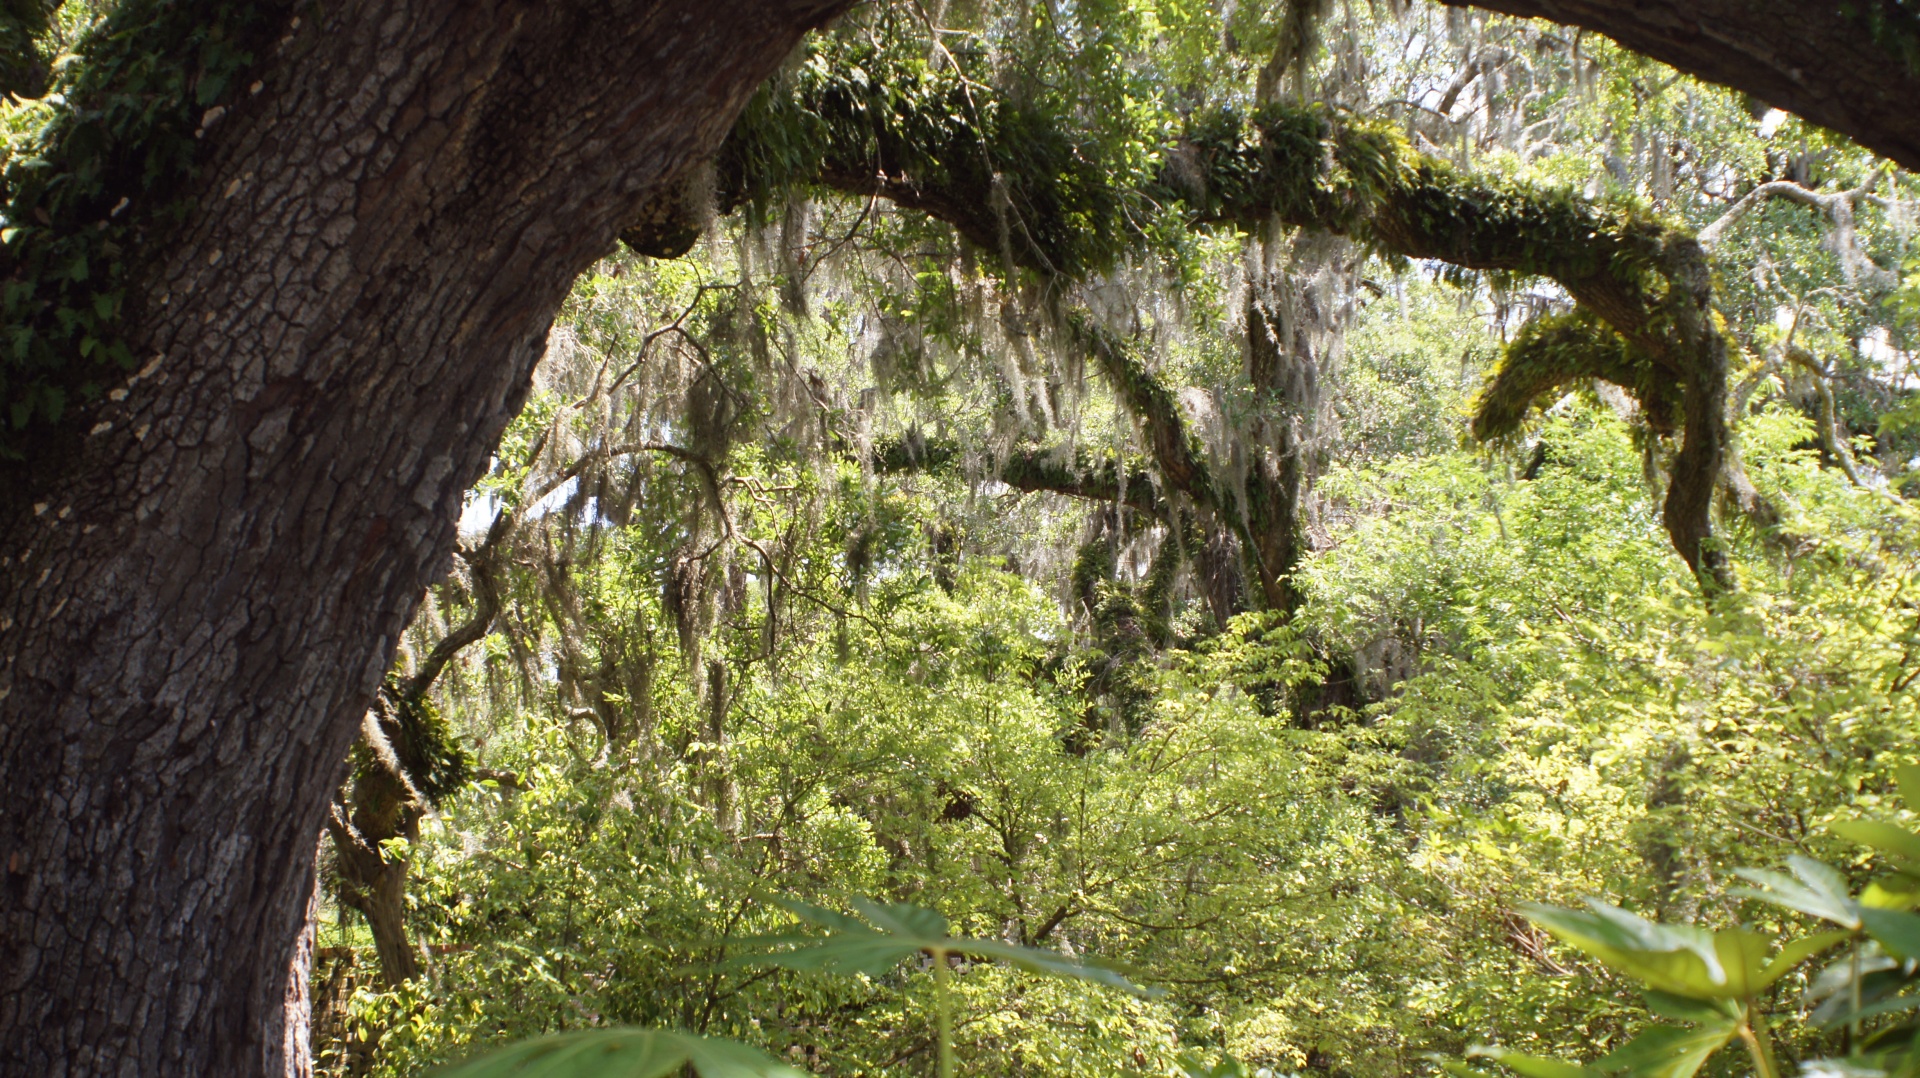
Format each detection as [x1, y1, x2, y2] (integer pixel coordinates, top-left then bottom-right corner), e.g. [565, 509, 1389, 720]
[1521, 902, 1729, 998]
[1895, 765, 1920, 812]
[1862, 907, 1920, 960]
[1593, 1022, 1737, 1078]
[849, 895, 948, 939]
[432, 1028, 806, 1078]
[1758, 931, 1852, 988]
[1641, 991, 1737, 1024]
[1862, 881, 1920, 910]
[958, 937, 1154, 996]
[1832, 821, 1920, 867]
[1466, 1045, 1601, 1078]
[1733, 856, 1861, 928]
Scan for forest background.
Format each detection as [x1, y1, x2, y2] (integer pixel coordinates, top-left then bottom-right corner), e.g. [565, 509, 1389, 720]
[12, 1, 1920, 1075]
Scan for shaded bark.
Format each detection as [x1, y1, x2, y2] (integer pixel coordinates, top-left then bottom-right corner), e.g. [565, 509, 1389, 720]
[1446, 0, 1920, 173]
[0, 1, 847, 1074]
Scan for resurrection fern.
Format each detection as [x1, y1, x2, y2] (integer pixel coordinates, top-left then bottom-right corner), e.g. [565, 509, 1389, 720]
[1473, 310, 1683, 442]
[0, 0, 279, 457]
[713, 40, 1149, 282]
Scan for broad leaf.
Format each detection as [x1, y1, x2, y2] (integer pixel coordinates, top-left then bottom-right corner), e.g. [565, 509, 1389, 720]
[1467, 1045, 1601, 1078]
[1895, 764, 1920, 813]
[1863, 908, 1920, 960]
[849, 896, 949, 939]
[1832, 821, 1920, 868]
[1593, 1022, 1737, 1078]
[1522, 903, 1729, 998]
[1758, 931, 1853, 988]
[433, 1028, 806, 1078]
[1733, 856, 1861, 928]
[1641, 991, 1737, 1024]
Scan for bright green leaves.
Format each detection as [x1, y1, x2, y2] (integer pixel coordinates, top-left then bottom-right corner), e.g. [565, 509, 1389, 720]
[420, 896, 1154, 1078]
[1468, 767, 1920, 1078]
[1734, 855, 1863, 929]
[1520, 899, 1837, 1000]
[729, 896, 1152, 997]
[433, 1028, 805, 1078]
[1464, 1033, 1751, 1078]
[1463, 1045, 1603, 1078]
[1461, 899, 1839, 1077]
[1590, 1022, 1740, 1078]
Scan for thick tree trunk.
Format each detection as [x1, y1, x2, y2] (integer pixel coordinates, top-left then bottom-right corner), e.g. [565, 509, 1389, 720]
[0, 2, 847, 1075]
[1447, 0, 1920, 172]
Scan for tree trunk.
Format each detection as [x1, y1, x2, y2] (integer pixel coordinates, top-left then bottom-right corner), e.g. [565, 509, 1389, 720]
[0, 2, 847, 1075]
[1447, 0, 1920, 172]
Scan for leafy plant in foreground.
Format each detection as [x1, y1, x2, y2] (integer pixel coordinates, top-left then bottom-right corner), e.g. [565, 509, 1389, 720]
[727, 896, 1153, 1078]
[432, 896, 1149, 1077]
[1446, 767, 1920, 1078]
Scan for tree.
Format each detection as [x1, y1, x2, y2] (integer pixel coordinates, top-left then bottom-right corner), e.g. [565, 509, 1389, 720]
[0, 2, 846, 1075]
[0, 0, 1911, 1074]
[1440, 0, 1920, 172]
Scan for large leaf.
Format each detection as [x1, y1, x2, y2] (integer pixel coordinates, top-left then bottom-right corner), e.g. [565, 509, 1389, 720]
[1863, 908, 1920, 961]
[1832, 821, 1920, 869]
[1593, 1022, 1737, 1078]
[1466, 1045, 1601, 1078]
[1641, 991, 1737, 1025]
[433, 1028, 806, 1078]
[1733, 856, 1861, 928]
[731, 896, 1153, 995]
[1757, 931, 1853, 989]
[1521, 903, 1729, 998]
[1895, 764, 1920, 813]
[1524, 901, 1836, 1000]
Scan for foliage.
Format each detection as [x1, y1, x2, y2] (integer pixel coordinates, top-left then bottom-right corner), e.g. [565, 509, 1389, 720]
[1448, 768, 1920, 1078]
[435, 1028, 805, 1078]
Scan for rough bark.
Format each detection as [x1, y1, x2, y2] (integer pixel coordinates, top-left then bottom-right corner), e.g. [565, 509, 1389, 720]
[0, 1, 847, 1075]
[1446, 0, 1920, 172]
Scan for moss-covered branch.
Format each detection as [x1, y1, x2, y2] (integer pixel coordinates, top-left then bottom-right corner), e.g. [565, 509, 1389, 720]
[671, 40, 1738, 590]
[869, 431, 1166, 519]
[1472, 310, 1684, 441]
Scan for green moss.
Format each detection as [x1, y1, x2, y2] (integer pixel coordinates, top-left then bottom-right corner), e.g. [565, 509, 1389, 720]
[717, 40, 1144, 282]
[381, 675, 473, 805]
[1472, 310, 1683, 442]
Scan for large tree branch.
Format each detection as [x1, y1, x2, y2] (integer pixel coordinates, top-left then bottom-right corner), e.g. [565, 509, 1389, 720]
[1699, 171, 1900, 292]
[869, 432, 1167, 518]
[700, 46, 1736, 587]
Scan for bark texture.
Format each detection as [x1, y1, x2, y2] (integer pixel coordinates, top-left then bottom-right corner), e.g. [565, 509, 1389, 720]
[1447, 0, 1920, 171]
[0, 1, 847, 1075]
